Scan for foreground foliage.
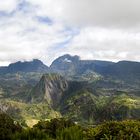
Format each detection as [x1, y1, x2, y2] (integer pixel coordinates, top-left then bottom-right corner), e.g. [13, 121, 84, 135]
[0, 113, 22, 140]
[87, 120, 140, 140]
[0, 113, 140, 140]
[12, 128, 51, 140]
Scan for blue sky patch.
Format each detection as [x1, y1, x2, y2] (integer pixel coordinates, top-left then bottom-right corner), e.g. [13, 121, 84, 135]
[36, 16, 53, 25]
[0, 9, 16, 18]
[16, 0, 33, 13]
[51, 27, 80, 51]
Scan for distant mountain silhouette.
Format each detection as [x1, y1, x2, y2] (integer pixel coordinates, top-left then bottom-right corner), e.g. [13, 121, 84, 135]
[0, 59, 49, 74]
[0, 55, 140, 123]
[50, 54, 114, 75]
[0, 54, 140, 84]
[99, 61, 140, 82]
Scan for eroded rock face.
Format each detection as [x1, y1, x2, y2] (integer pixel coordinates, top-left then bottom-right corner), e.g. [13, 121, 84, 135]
[30, 73, 68, 107]
[50, 54, 80, 76]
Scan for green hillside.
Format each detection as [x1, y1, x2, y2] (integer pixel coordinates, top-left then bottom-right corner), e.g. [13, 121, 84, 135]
[0, 73, 139, 126]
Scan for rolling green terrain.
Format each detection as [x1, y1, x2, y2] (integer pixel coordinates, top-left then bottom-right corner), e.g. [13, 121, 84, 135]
[0, 54, 140, 127]
[0, 72, 139, 126]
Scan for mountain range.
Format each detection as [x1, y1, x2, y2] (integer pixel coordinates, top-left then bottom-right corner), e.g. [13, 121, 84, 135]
[1, 54, 140, 82]
[0, 59, 48, 74]
[0, 54, 140, 126]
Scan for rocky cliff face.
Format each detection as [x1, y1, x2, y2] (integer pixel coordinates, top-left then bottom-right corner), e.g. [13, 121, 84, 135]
[50, 54, 114, 76]
[50, 54, 80, 76]
[29, 73, 68, 107]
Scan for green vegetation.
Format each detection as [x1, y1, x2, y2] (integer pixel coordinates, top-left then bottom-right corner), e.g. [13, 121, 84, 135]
[0, 114, 139, 140]
[0, 72, 42, 100]
[86, 120, 140, 140]
[0, 99, 61, 127]
[60, 89, 140, 123]
[0, 56, 140, 139]
[56, 126, 85, 140]
[34, 118, 75, 138]
[0, 113, 22, 140]
[12, 128, 52, 140]
[0, 71, 140, 124]
[1, 87, 139, 125]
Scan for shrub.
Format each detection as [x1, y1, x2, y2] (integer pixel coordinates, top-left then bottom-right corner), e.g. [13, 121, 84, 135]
[12, 128, 52, 140]
[86, 120, 140, 140]
[0, 113, 22, 140]
[56, 126, 86, 140]
[33, 118, 75, 138]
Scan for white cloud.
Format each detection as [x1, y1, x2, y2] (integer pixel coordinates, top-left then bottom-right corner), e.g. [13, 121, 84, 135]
[0, 0, 18, 13]
[27, 0, 140, 28]
[63, 27, 140, 61]
[0, 1, 73, 65]
[0, 0, 140, 66]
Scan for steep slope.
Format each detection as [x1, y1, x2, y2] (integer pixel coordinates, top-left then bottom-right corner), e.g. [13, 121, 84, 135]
[29, 73, 68, 107]
[28, 73, 140, 123]
[99, 61, 140, 86]
[50, 54, 140, 86]
[0, 72, 43, 99]
[50, 54, 80, 76]
[50, 54, 114, 76]
[101, 61, 140, 78]
[60, 90, 98, 123]
[0, 72, 139, 124]
[99, 93, 140, 121]
[0, 99, 60, 126]
[0, 55, 140, 124]
[60, 89, 140, 123]
[0, 59, 49, 74]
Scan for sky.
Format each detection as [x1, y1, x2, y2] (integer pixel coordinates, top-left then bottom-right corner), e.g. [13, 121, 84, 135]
[0, 0, 140, 66]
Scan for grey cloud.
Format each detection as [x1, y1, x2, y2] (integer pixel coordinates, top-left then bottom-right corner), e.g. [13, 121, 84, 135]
[60, 0, 140, 28]
[0, 0, 140, 66]
[27, 0, 140, 28]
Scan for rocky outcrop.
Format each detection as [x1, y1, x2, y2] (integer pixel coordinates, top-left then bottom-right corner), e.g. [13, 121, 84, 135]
[29, 73, 68, 107]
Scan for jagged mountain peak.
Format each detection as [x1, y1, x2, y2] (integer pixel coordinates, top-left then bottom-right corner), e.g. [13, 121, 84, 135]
[50, 54, 80, 75]
[29, 73, 68, 107]
[51, 54, 80, 65]
[57, 54, 80, 60]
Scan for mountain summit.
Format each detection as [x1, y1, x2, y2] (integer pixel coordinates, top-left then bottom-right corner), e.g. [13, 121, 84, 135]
[50, 54, 80, 75]
[0, 59, 49, 74]
[50, 54, 114, 76]
[29, 73, 68, 107]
